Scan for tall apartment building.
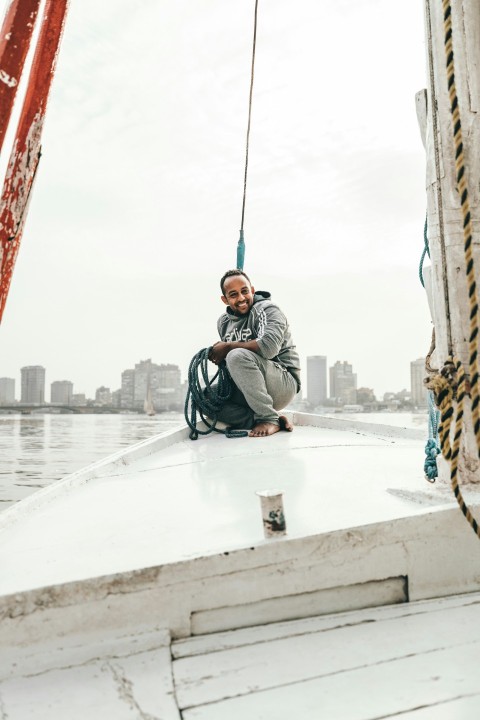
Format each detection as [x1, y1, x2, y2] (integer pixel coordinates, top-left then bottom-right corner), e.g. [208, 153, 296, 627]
[20, 366, 45, 404]
[120, 369, 135, 408]
[111, 389, 121, 408]
[51, 380, 73, 405]
[410, 357, 428, 407]
[306, 356, 327, 407]
[95, 386, 111, 406]
[133, 359, 153, 409]
[152, 363, 182, 411]
[0, 377, 15, 404]
[329, 360, 357, 405]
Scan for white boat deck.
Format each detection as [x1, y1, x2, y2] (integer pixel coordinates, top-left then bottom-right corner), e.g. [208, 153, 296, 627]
[1, 592, 479, 718]
[2, 413, 480, 718]
[0, 414, 447, 595]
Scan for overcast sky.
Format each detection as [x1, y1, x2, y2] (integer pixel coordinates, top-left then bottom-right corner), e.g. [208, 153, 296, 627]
[0, 0, 431, 400]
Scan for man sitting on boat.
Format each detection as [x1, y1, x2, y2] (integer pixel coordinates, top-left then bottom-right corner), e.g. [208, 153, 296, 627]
[208, 269, 301, 437]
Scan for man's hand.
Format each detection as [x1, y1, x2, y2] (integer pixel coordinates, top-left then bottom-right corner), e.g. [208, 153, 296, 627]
[209, 339, 260, 365]
[209, 342, 231, 365]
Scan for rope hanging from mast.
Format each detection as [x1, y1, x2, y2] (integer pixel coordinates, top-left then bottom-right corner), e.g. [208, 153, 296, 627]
[237, 0, 259, 271]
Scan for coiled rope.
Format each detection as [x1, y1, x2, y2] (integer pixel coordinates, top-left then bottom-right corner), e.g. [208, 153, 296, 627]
[425, 1, 480, 540]
[184, 348, 248, 440]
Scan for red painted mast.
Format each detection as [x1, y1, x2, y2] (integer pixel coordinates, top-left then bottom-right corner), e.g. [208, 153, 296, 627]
[0, 0, 69, 323]
[0, 0, 41, 153]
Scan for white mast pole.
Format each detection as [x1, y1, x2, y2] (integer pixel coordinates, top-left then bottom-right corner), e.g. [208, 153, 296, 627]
[420, 0, 480, 483]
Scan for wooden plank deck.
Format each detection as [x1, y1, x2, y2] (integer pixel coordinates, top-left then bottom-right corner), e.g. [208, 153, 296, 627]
[173, 592, 480, 719]
[0, 630, 180, 720]
[1, 593, 479, 718]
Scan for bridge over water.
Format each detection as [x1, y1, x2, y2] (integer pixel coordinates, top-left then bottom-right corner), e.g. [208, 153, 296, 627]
[0, 405, 128, 414]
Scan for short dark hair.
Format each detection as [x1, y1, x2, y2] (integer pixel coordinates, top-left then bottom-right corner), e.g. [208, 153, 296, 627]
[220, 269, 251, 294]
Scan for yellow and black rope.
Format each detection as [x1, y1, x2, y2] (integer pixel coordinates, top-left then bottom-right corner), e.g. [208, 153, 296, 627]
[447, 361, 479, 535]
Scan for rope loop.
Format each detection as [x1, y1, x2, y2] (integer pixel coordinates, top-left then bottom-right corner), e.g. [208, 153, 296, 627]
[184, 348, 248, 440]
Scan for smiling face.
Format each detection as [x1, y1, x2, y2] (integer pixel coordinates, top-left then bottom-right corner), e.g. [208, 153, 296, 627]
[221, 274, 255, 315]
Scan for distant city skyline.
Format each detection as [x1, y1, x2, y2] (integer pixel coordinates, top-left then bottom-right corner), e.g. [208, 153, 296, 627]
[0, 358, 184, 413]
[305, 355, 427, 409]
[0, 351, 430, 408]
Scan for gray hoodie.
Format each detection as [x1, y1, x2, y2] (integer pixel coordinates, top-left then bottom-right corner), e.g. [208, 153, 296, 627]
[217, 291, 301, 389]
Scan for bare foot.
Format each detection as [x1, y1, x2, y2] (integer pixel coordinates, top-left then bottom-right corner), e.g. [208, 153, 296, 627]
[279, 415, 293, 432]
[249, 422, 280, 437]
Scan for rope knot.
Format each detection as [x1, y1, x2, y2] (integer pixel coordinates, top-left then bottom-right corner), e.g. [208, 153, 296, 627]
[424, 373, 451, 407]
[424, 356, 459, 408]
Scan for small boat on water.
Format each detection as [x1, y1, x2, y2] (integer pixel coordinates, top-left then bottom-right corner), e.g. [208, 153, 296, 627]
[1, 0, 480, 716]
[144, 385, 156, 417]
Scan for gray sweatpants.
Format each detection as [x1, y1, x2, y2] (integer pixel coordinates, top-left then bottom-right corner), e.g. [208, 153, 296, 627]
[216, 348, 298, 429]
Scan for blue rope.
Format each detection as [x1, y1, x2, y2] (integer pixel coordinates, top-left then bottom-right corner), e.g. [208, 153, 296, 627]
[237, 229, 245, 271]
[420, 215, 439, 481]
[424, 389, 441, 481]
[419, 214, 430, 288]
[184, 347, 248, 440]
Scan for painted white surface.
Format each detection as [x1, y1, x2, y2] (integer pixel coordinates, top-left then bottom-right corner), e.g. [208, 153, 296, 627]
[2, 414, 480, 691]
[174, 593, 480, 719]
[182, 644, 480, 719]
[172, 591, 480, 658]
[1, 642, 180, 720]
[190, 577, 407, 635]
[2, 593, 479, 719]
[174, 599, 480, 708]
[0, 420, 433, 595]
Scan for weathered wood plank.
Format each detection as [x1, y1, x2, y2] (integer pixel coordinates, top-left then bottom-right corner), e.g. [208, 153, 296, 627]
[174, 601, 480, 709]
[391, 694, 480, 718]
[190, 577, 407, 635]
[173, 591, 480, 659]
[0, 646, 180, 720]
[181, 642, 480, 719]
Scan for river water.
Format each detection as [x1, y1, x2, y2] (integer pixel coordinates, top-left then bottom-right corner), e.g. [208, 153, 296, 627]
[0, 412, 185, 512]
[0, 410, 428, 513]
